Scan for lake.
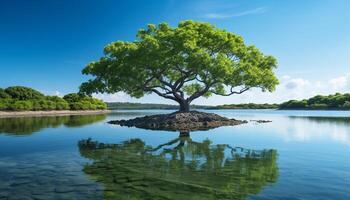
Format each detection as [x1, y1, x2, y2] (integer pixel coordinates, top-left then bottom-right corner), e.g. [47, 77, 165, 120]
[0, 110, 349, 200]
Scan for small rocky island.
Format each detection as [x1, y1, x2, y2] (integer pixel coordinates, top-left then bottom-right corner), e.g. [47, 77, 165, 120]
[108, 111, 247, 131]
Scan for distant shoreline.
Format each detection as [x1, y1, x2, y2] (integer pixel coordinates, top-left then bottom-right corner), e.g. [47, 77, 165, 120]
[0, 110, 111, 118]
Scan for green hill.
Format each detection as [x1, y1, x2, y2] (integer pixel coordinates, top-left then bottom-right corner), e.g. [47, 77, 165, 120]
[280, 93, 350, 110]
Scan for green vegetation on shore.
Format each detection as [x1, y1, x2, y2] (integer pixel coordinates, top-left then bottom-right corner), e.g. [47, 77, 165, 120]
[280, 93, 350, 110]
[107, 102, 209, 110]
[209, 103, 279, 109]
[0, 86, 107, 111]
[2, 87, 349, 111]
[107, 93, 350, 111]
[107, 102, 278, 110]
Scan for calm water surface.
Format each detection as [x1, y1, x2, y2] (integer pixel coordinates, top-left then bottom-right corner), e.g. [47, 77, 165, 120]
[0, 110, 350, 200]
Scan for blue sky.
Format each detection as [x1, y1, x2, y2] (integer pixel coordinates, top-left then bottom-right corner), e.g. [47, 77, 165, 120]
[1, 0, 349, 105]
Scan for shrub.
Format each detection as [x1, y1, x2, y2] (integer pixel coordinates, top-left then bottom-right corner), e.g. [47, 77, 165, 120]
[56, 101, 69, 110]
[46, 100, 57, 110]
[0, 88, 106, 111]
[0, 88, 11, 99]
[280, 93, 350, 110]
[95, 101, 107, 110]
[9, 100, 33, 111]
[32, 101, 43, 111]
[0, 99, 12, 110]
[63, 93, 82, 103]
[65, 94, 107, 110]
[280, 100, 307, 109]
[310, 103, 328, 109]
[70, 102, 85, 110]
[343, 101, 350, 109]
[5, 86, 44, 100]
[46, 96, 70, 110]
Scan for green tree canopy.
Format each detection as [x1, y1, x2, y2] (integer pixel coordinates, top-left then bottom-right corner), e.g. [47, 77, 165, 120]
[63, 93, 107, 110]
[0, 88, 10, 99]
[80, 20, 278, 112]
[280, 93, 350, 110]
[63, 93, 82, 103]
[0, 87, 107, 111]
[5, 86, 45, 100]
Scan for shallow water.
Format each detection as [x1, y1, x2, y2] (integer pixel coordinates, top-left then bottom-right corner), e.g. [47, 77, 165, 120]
[0, 110, 350, 200]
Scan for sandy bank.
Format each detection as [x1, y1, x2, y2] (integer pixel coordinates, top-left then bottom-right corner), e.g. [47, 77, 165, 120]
[0, 110, 111, 118]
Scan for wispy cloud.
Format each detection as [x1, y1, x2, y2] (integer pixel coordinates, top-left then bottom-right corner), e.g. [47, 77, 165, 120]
[329, 73, 350, 91]
[204, 6, 268, 19]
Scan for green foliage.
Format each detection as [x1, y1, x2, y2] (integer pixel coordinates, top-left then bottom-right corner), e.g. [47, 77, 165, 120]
[309, 103, 328, 109]
[64, 93, 107, 110]
[107, 102, 209, 110]
[5, 86, 44, 100]
[63, 93, 82, 103]
[0, 86, 106, 111]
[0, 88, 10, 99]
[80, 21, 278, 111]
[211, 103, 279, 109]
[46, 96, 70, 110]
[280, 93, 350, 110]
[0, 99, 12, 110]
[280, 100, 308, 109]
[343, 101, 350, 109]
[9, 100, 33, 111]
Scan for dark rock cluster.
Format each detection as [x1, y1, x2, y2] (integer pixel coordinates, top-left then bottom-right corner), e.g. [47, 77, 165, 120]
[108, 111, 247, 131]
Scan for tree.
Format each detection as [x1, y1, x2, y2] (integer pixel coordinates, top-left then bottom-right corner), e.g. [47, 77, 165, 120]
[0, 88, 10, 99]
[63, 93, 82, 103]
[5, 86, 44, 100]
[80, 21, 279, 112]
[343, 101, 350, 109]
[64, 93, 107, 110]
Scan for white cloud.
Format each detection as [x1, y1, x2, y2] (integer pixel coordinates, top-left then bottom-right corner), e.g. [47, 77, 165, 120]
[204, 6, 268, 19]
[54, 91, 62, 97]
[192, 75, 332, 105]
[92, 92, 130, 102]
[281, 75, 290, 80]
[284, 78, 310, 90]
[329, 73, 350, 91]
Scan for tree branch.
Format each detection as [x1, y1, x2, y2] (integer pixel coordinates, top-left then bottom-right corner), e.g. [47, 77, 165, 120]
[187, 82, 215, 102]
[211, 87, 250, 96]
[144, 87, 178, 102]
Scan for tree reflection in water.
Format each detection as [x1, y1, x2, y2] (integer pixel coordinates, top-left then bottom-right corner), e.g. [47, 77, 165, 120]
[0, 114, 107, 135]
[78, 131, 278, 200]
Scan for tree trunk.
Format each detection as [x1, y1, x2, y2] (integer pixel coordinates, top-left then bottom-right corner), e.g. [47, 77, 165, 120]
[179, 100, 190, 112]
[179, 131, 190, 137]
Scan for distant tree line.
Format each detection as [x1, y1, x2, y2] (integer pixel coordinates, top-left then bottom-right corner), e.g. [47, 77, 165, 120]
[280, 93, 350, 110]
[107, 93, 350, 110]
[209, 103, 279, 109]
[107, 102, 278, 110]
[0, 86, 107, 111]
[106, 102, 209, 110]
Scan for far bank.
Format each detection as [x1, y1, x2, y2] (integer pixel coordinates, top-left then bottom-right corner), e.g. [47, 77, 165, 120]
[0, 110, 111, 118]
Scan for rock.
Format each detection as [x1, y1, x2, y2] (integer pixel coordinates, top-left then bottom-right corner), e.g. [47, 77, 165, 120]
[108, 111, 247, 131]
